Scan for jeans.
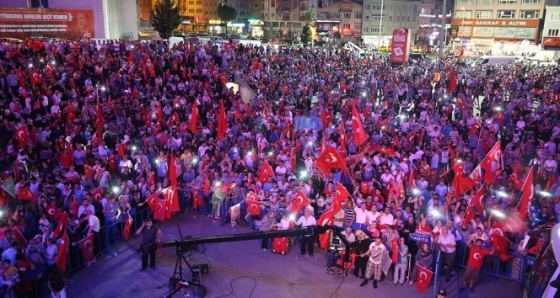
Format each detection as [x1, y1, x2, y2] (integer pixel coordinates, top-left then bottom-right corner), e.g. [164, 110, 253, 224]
[394, 263, 408, 284]
[354, 255, 368, 277]
[441, 251, 456, 279]
[141, 244, 157, 269]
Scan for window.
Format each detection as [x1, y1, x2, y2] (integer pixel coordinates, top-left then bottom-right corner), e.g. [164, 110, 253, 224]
[477, 0, 492, 4]
[365, 4, 370, 10]
[389, 16, 393, 21]
[522, 0, 540, 3]
[332, 13, 340, 18]
[550, 12, 560, 21]
[499, 0, 517, 4]
[188, 1, 194, 4]
[455, 10, 473, 18]
[371, 14, 385, 21]
[548, 29, 559, 36]
[196, 9, 202, 13]
[342, 24, 350, 29]
[355, 12, 362, 19]
[253, 3, 259, 8]
[475, 10, 493, 18]
[318, 0, 324, 8]
[520, 10, 539, 18]
[457, 0, 472, 4]
[407, 16, 410, 22]
[204, 11, 208, 14]
[196, 1, 202, 4]
[344, 13, 351, 19]
[364, 27, 369, 33]
[365, 15, 370, 21]
[396, 16, 400, 22]
[498, 10, 515, 18]
[188, 9, 194, 13]
[354, 23, 362, 30]
[300, 2, 308, 9]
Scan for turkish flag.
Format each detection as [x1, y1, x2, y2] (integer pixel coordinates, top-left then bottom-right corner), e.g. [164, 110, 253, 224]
[116, 142, 126, 159]
[53, 212, 68, 238]
[162, 185, 180, 219]
[281, 119, 293, 140]
[146, 192, 166, 222]
[317, 206, 336, 226]
[447, 68, 457, 93]
[481, 141, 502, 185]
[84, 165, 94, 179]
[168, 111, 180, 127]
[491, 232, 511, 261]
[203, 177, 211, 195]
[334, 182, 350, 205]
[462, 205, 476, 229]
[448, 143, 456, 161]
[12, 227, 28, 246]
[189, 100, 198, 134]
[107, 155, 117, 173]
[407, 170, 416, 189]
[169, 154, 177, 186]
[416, 266, 433, 293]
[78, 234, 95, 262]
[315, 147, 348, 176]
[468, 121, 480, 136]
[258, 161, 275, 183]
[56, 231, 69, 271]
[391, 238, 399, 264]
[319, 230, 331, 250]
[17, 188, 37, 201]
[291, 191, 310, 213]
[96, 104, 104, 139]
[217, 100, 227, 140]
[91, 187, 103, 202]
[517, 167, 534, 220]
[545, 174, 556, 191]
[351, 105, 367, 147]
[470, 186, 485, 215]
[407, 130, 415, 143]
[320, 107, 331, 130]
[379, 147, 397, 156]
[452, 162, 475, 195]
[123, 215, 133, 240]
[15, 126, 28, 148]
[339, 121, 347, 154]
[246, 191, 261, 216]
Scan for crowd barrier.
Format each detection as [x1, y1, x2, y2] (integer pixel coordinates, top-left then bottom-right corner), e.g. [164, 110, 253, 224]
[454, 242, 533, 285]
[21, 208, 150, 297]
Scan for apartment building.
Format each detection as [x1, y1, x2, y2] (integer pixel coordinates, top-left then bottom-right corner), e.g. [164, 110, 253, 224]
[450, 0, 560, 51]
[316, 0, 362, 42]
[361, 0, 422, 47]
[542, 6, 560, 49]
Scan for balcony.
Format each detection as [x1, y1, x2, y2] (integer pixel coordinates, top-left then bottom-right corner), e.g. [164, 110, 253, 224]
[282, 15, 290, 21]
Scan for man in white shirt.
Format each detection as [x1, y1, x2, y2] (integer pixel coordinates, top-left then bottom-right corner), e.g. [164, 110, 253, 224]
[360, 236, 386, 288]
[437, 226, 457, 281]
[353, 202, 369, 232]
[297, 207, 317, 257]
[366, 205, 381, 226]
[378, 207, 394, 226]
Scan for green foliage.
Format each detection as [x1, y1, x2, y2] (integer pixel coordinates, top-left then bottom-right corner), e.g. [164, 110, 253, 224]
[301, 24, 312, 45]
[151, 0, 182, 39]
[305, 8, 314, 23]
[217, 3, 238, 23]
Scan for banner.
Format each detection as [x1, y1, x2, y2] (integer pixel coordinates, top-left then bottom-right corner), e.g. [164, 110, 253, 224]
[0, 8, 94, 39]
[390, 28, 410, 64]
[409, 232, 431, 244]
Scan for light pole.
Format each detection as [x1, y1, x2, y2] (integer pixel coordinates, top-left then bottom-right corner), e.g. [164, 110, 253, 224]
[378, 0, 384, 48]
[439, 0, 447, 57]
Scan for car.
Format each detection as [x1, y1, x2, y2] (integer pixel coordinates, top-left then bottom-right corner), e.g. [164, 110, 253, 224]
[523, 223, 560, 298]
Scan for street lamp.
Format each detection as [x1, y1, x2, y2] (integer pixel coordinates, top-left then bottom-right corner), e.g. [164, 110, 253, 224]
[378, 0, 384, 48]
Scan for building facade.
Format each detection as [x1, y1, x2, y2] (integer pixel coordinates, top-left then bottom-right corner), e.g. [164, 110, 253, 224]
[316, 0, 362, 42]
[542, 5, 560, 49]
[361, 0, 422, 47]
[450, 0, 559, 51]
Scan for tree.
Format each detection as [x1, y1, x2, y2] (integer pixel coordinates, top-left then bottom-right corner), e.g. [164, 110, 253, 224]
[301, 8, 315, 46]
[151, 0, 182, 39]
[217, 3, 238, 36]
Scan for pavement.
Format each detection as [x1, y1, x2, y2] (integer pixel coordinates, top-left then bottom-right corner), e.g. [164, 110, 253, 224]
[66, 211, 523, 298]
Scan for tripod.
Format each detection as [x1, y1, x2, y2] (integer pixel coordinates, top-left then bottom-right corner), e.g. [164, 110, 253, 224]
[166, 242, 206, 298]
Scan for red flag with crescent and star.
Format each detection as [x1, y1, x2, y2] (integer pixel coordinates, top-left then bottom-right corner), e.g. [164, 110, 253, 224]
[246, 191, 261, 216]
[351, 104, 367, 147]
[162, 185, 180, 219]
[56, 231, 69, 271]
[78, 233, 95, 262]
[416, 266, 433, 293]
[291, 191, 310, 214]
[15, 126, 28, 148]
[517, 167, 534, 220]
[17, 187, 37, 201]
[316, 147, 348, 176]
[189, 100, 198, 134]
[123, 215, 133, 240]
[258, 161, 275, 183]
[339, 121, 347, 154]
[217, 100, 227, 140]
[334, 182, 350, 205]
[471, 186, 486, 215]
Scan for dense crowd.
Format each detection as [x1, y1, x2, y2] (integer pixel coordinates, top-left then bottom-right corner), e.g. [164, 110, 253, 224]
[0, 36, 559, 296]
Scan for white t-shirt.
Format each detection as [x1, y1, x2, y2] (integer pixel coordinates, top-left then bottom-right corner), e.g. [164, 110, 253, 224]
[437, 232, 456, 253]
[354, 208, 368, 224]
[297, 215, 316, 228]
[368, 242, 386, 264]
[88, 215, 101, 233]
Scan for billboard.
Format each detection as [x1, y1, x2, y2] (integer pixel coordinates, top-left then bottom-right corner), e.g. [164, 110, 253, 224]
[543, 37, 560, 49]
[390, 28, 410, 64]
[0, 8, 94, 39]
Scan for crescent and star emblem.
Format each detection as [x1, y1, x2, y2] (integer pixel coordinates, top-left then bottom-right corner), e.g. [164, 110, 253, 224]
[325, 153, 338, 163]
[84, 240, 93, 250]
[419, 271, 428, 281]
[474, 252, 482, 260]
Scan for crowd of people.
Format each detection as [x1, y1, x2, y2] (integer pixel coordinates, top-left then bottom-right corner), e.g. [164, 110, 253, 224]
[0, 35, 558, 296]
